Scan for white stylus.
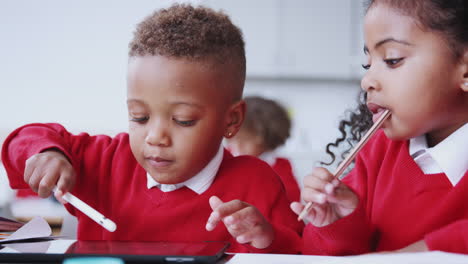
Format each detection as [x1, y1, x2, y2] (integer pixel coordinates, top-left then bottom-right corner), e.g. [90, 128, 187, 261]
[53, 187, 117, 232]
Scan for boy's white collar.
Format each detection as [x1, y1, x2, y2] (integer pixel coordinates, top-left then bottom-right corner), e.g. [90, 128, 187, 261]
[146, 144, 224, 194]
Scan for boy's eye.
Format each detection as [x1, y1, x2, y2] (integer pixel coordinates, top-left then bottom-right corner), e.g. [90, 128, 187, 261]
[361, 64, 371, 70]
[384, 58, 403, 67]
[173, 118, 196, 127]
[130, 116, 149, 123]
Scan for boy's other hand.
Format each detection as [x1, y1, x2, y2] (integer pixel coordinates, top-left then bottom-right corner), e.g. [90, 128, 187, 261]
[290, 167, 358, 227]
[24, 149, 76, 199]
[206, 196, 274, 249]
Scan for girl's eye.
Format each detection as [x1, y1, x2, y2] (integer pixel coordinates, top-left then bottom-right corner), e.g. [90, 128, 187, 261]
[384, 58, 403, 67]
[361, 64, 371, 70]
[174, 119, 196, 127]
[130, 117, 149, 123]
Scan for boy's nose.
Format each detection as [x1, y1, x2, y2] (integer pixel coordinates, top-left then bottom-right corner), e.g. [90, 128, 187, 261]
[145, 126, 170, 147]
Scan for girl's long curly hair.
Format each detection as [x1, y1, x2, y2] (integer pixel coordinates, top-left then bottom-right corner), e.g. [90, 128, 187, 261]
[320, 91, 372, 167]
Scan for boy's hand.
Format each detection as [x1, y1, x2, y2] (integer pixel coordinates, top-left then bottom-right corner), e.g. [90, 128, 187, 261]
[206, 196, 274, 249]
[24, 149, 76, 200]
[290, 167, 358, 227]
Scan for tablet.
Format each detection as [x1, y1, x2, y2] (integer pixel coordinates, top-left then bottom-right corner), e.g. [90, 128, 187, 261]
[0, 240, 230, 263]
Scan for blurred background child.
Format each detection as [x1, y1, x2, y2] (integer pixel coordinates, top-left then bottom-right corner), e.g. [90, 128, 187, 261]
[227, 96, 300, 203]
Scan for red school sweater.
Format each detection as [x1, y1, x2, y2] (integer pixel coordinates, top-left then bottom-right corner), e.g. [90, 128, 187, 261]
[2, 123, 303, 253]
[271, 158, 301, 203]
[303, 130, 468, 255]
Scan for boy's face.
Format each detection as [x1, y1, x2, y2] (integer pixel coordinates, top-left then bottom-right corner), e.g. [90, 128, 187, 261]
[127, 56, 240, 184]
[361, 4, 467, 146]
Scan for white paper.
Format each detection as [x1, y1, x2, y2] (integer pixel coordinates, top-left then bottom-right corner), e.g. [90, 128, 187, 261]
[0, 216, 52, 243]
[226, 251, 468, 264]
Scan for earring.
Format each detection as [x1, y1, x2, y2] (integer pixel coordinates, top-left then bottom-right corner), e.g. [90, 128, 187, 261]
[226, 132, 233, 138]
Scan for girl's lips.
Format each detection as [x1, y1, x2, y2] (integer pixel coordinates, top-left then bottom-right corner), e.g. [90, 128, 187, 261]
[367, 103, 390, 123]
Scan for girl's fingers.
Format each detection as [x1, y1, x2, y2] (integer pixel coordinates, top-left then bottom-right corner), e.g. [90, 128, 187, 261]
[301, 188, 327, 205]
[290, 202, 304, 216]
[326, 184, 358, 208]
[303, 174, 329, 191]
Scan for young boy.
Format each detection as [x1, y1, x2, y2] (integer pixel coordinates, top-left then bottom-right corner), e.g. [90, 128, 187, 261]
[1, 4, 302, 253]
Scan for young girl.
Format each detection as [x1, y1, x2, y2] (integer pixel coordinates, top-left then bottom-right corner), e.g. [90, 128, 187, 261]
[2, 4, 303, 253]
[227, 96, 300, 203]
[291, 0, 468, 255]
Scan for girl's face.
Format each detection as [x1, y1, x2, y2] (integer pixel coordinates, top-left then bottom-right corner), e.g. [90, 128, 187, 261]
[127, 55, 243, 184]
[362, 4, 468, 146]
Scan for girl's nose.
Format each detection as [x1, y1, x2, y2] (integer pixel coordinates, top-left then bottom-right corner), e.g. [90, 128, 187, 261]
[360, 70, 379, 93]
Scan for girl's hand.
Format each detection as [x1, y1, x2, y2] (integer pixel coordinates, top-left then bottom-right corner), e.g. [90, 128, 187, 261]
[206, 196, 274, 249]
[24, 149, 76, 201]
[290, 167, 358, 227]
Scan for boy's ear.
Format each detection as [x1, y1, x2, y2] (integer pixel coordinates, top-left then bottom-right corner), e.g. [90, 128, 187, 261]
[460, 50, 468, 92]
[224, 100, 246, 138]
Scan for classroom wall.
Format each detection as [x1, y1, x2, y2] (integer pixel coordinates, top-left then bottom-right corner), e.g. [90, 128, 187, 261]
[0, 0, 365, 189]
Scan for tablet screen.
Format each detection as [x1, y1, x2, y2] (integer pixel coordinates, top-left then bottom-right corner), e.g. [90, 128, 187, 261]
[0, 240, 230, 263]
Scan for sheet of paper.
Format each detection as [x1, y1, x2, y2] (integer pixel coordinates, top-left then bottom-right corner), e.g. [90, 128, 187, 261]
[0, 216, 23, 232]
[226, 251, 468, 264]
[0, 216, 54, 244]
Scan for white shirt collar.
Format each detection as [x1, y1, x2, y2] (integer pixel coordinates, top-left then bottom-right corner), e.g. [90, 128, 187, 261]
[409, 123, 468, 186]
[258, 151, 277, 166]
[146, 144, 224, 194]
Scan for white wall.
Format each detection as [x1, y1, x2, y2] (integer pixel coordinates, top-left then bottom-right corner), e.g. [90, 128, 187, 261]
[0, 0, 366, 187]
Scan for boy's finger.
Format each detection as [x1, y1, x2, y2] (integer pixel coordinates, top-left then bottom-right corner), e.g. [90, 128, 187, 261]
[38, 174, 55, 198]
[236, 225, 273, 249]
[206, 196, 225, 231]
[56, 169, 75, 194]
[28, 166, 43, 193]
[24, 155, 37, 183]
[223, 206, 257, 226]
[213, 199, 247, 219]
[208, 196, 223, 210]
[54, 189, 68, 204]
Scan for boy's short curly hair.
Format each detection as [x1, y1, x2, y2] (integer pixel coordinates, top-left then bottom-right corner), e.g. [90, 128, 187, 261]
[129, 4, 246, 98]
[242, 96, 291, 151]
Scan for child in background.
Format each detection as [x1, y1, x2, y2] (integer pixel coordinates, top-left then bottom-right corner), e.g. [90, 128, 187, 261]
[2, 4, 302, 253]
[291, 0, 468, 255]
[227, 96, 300, 203]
